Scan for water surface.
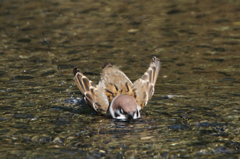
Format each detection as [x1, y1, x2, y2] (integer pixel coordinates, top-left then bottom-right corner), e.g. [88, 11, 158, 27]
[0, 0, 240, 158]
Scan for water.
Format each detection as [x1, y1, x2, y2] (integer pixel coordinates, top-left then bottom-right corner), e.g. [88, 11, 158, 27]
[0, 0, 240, 158]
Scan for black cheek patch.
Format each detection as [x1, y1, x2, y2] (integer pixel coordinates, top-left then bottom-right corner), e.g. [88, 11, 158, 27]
[115, 112, 120, 117]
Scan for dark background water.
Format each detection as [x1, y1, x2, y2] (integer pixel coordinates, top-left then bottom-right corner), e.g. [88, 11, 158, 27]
[0, 0, 240, 158]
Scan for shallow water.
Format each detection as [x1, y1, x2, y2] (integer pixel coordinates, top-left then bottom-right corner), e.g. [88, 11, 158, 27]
[1, 0, 240, 158]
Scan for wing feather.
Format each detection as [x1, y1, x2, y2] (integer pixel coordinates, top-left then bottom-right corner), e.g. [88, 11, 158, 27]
[133, 56, 160, 109]
[73, 68, 109, 114]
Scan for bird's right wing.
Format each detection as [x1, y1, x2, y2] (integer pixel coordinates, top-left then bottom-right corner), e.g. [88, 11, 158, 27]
[73, 68, 109, 114]
[133, 57, 160, 109]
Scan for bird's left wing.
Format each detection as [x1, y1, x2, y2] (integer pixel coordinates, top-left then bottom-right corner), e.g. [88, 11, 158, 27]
[73, 68, 109, 114]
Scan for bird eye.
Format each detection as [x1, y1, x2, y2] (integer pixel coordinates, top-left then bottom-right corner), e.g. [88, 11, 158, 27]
[115, 112, 120, 117]
[120, 109, 124, 114]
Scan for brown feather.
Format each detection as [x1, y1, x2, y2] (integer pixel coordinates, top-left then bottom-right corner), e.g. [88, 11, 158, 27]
[73, 56, 160, 115]
[133, 56, 160, 109]
[82, 78, 90, 92]
[73, 67, 80, 76]
[75, 74, 85, 93]
[74, 70, 109, 114]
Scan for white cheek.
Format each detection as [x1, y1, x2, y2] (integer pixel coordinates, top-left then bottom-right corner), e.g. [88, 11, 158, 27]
[133, 111, 141, 119]
[133, 113, 137, 119]
[116, 114, 128, 121]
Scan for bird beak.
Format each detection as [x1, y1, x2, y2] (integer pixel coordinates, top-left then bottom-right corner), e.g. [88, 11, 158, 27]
[127, 112, 135, 120]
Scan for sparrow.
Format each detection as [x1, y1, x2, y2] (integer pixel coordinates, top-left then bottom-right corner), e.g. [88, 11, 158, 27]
[73, 56, 160, 121]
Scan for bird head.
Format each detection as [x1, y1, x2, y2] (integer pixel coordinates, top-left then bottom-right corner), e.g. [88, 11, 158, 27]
[109, 94, 141, 121]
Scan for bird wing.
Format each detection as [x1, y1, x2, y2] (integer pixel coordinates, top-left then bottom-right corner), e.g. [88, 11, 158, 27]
[133, 56, 160, 109]
[73, 68, 109, 114]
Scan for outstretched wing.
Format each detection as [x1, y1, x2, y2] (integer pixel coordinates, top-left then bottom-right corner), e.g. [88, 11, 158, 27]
[73, 68, 109, 114]
[133, 56, 160, 109]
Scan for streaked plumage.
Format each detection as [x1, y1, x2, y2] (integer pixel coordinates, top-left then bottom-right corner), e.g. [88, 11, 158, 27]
[73, 56, 160, 120]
